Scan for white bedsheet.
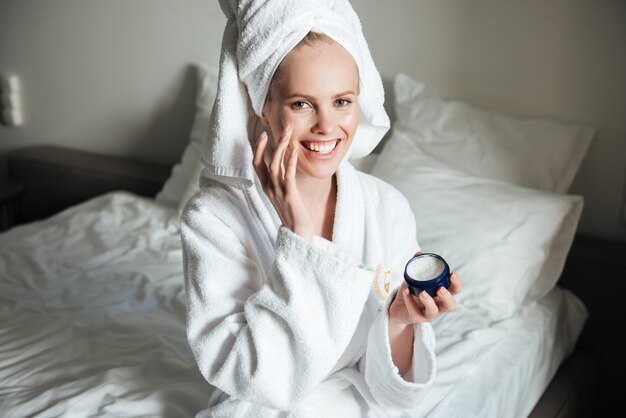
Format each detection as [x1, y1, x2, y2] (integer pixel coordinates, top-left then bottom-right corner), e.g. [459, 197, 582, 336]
[0, 192, 586, 418]
[407, 284, 586, 418]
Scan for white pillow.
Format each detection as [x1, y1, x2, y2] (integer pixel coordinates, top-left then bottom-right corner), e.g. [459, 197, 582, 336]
[155, 63, 218, 211]
[370, 130, 583, 321]
[393, 73, 595, 194]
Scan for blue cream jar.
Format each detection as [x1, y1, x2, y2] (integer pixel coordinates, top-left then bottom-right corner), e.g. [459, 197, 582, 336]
[404, 253, 451, 297]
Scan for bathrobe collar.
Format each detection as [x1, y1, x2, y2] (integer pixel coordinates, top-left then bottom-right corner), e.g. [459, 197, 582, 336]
[249, 159, 365, 262]
[331, 161, 365, 261]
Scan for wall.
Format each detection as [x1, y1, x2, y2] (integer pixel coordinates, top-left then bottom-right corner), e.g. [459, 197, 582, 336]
[1, 0, 625, 242]
[0, 0, 224, 165]
[352, 0, 626, 242]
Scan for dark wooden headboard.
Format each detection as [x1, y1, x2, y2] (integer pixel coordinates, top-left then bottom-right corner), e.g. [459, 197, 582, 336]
[7, 145, 171, 223]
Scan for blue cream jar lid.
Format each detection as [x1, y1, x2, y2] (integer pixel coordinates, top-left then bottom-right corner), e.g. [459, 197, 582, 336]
[404, 253, 451, 297]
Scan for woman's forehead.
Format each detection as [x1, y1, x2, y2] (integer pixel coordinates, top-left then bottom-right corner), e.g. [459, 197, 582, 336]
[272, 41, 359, 97]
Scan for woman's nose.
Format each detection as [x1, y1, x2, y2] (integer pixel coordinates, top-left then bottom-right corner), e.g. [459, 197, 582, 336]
[311, 107, 335, 135]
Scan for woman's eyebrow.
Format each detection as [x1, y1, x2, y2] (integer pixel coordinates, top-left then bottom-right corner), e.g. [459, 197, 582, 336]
[283, 90, 357, 101]
[283, 93, 316, 101]
[332, 90, 357, 98]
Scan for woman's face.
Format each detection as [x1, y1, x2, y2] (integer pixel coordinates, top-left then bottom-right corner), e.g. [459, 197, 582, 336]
[262, 39, 360, 180]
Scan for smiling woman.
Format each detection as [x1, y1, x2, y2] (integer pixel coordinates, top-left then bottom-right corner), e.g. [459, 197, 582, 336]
[179, 0, 461, 416]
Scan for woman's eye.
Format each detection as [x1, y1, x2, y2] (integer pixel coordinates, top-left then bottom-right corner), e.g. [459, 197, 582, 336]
[291, 101, 309, 110]
[335, 98, 350, 107]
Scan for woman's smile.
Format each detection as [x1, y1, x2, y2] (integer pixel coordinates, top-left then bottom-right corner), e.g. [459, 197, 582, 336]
[299, 139, 341, 158]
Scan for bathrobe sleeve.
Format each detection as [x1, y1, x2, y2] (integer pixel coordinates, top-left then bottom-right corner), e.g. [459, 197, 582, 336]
[180, 195, 375, 411]
[359, 196, 437, 409]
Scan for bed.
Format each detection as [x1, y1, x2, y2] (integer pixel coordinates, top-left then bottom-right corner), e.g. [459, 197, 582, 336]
[0, 67, 602, 417]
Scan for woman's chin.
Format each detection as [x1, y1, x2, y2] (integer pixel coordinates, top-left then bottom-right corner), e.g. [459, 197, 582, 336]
[299, 165, 338, 180]
[297, 144, 349, 179]
[296, 157, 342, 179]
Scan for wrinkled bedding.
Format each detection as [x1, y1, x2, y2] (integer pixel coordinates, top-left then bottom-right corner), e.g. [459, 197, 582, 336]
[0, 192, 586, 417]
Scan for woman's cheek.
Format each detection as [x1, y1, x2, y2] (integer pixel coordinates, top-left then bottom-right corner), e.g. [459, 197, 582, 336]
[283, 113, 311, 137]
[341, 108, 359, 137]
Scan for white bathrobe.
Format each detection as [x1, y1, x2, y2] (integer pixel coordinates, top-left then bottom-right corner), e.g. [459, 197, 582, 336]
[180, 160, 436, 418]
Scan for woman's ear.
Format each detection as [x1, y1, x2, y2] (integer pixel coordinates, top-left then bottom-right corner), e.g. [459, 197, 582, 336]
[260, 99, 270, 126]
[261, 88, 273, 126]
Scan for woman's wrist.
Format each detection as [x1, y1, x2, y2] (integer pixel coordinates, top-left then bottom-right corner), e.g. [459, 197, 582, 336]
[388, 316, 414, 377]
[293, 226, 314, 242]
[388, 292, 407, 326]
[388, 318, 412, 334]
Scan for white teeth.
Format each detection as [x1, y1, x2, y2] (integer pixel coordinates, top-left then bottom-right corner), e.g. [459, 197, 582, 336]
[304, 141, 338, 154]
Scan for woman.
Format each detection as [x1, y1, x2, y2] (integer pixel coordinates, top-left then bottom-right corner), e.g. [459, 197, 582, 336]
[181, 2, 461, 417]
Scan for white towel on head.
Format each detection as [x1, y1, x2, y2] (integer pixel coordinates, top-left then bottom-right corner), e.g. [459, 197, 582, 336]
[201, 0, 390, 187]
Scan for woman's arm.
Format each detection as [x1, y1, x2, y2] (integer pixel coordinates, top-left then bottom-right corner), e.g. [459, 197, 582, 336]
[388, 275, 461, 375]
[358, 196, 438, 409]
[388, 318, 415, 377]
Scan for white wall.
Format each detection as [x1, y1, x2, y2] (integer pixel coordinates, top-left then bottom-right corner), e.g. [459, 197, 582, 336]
[1, 0, 625, 242]
[352, 0, 626, 243]
[0, 0, 225, 164]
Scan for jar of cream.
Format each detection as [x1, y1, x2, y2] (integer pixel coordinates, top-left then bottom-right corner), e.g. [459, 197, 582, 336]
[404, 253, 451, 297]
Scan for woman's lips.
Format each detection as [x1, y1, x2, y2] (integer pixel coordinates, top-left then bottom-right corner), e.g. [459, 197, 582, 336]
[299, 139, 341, 160]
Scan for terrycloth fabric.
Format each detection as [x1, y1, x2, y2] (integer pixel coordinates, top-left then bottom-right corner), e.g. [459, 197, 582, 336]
[201, 0, 390, 187]
[180, 161, 437, 417]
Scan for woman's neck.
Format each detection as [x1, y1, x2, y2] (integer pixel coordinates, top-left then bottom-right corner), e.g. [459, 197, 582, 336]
[296, 172, 336, 210]
[296, 172, 337, 241]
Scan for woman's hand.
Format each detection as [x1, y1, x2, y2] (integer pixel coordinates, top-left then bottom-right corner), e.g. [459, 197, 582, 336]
[388, 252, 462, 326]
[253, 125, 315, 241]
[387, 251, 461, 376]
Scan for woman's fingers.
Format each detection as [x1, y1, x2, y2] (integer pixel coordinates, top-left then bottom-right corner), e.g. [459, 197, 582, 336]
[434, 286, 456, 312]
[284, 143, 298, 191]
[418, 291, 439, 320]
[252, 123, 312, 238]
[402, 288, 439, 323]
[279, 126, 294, 187]
[430, 273, 461, 312]
[394, 263, 460, 325]
[253, 131, 270, 185]
[448, 272, 462, 295]
[401, 288, 423, 321]
[269, 124, 292, 188]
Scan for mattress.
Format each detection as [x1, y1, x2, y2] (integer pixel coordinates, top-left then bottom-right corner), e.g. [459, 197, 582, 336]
[0, 191, 586, 417]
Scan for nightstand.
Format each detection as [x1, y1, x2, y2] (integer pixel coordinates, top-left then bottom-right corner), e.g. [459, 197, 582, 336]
[0, 178, 25, 232]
